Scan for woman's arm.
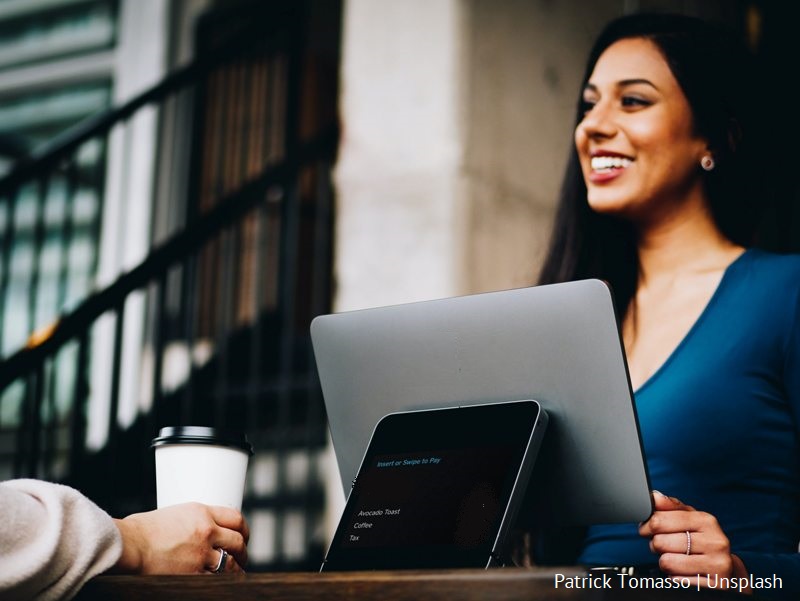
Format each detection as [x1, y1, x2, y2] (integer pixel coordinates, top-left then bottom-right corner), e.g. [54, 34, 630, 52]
[1, 479, 250, 601]
[0, 479, 122, 601]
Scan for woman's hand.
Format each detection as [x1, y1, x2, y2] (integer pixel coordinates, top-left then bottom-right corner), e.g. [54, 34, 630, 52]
[112, 502, 249, 574]
[639, 491, 750, 592]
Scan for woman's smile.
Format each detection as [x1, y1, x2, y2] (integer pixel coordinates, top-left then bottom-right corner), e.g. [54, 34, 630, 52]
[589, 150, 634, 183]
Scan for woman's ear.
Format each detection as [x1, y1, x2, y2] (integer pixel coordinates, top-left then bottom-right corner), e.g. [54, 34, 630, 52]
[697, 138, 716, 171]
[696, 139, 713, 166]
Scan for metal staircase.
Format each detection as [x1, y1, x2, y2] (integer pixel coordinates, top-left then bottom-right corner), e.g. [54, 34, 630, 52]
[0, 0, 340, 571]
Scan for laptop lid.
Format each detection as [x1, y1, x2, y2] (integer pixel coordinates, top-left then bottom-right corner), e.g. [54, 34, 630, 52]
[311, 279, 653, 525]
[321, 400, 548, 570]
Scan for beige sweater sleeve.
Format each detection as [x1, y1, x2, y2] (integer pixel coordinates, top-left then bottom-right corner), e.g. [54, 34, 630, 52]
[0, 479, 122, 601]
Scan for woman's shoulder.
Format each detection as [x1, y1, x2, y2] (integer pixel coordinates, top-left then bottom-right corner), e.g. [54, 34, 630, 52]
[740, 248, 800, 281]
[730, 249, 800, 311]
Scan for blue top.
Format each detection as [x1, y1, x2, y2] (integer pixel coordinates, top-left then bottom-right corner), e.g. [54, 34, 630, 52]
[577, 249, 800, 597]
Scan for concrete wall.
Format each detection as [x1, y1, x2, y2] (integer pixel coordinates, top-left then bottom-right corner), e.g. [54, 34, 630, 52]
[461, 0, 622, 292]
[334, 0, 466, 311]
[334, 0, 622, 310]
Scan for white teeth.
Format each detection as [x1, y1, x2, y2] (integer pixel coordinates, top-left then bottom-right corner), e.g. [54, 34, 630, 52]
[591, 156, 632, 171]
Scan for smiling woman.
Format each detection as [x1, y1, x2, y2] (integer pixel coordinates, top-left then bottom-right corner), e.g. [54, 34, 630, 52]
[575, 37, 708, 222]
[537, 13, 800, 600]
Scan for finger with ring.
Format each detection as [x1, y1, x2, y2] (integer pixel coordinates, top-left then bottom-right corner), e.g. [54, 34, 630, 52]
[650, 531, 699, 555]
[212, 548, 229, 573]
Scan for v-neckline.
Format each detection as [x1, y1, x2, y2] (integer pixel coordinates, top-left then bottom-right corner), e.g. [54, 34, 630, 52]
[632, 248, 751, 396]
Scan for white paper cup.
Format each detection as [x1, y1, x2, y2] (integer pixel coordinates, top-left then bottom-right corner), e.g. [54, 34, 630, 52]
[152, 426, 254, 510]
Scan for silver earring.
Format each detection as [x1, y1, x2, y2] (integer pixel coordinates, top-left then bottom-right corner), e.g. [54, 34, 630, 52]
[700, 155, 715, 171]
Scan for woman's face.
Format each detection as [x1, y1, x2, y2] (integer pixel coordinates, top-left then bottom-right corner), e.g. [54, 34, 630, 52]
[574, 37, 709, 223]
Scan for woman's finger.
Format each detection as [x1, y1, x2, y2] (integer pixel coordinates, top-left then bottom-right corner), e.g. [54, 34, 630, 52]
[212, 528, 248, 568]
[639, 510, 711, 536]
[223, 556, 243, 574]
[650, 531, 695, 555]
[208, 506, 250, 543]
[651, 491, 695, 511]
[650, 530, 731, 563]
[206, 547, 229, 574]
[204, 547, 244, 574]
[658, 550, 733, 578]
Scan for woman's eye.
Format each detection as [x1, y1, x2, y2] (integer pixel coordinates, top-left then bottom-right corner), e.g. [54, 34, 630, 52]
[580, 99, 596, 113]
[621, 96, 651, 108]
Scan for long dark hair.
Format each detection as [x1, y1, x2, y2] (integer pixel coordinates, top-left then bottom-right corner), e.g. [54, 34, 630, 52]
[538, 13, 767, 319]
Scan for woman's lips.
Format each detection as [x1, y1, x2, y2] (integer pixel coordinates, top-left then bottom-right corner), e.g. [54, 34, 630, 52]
[588, 154, 633, 183]
[589, 168, 626, 183]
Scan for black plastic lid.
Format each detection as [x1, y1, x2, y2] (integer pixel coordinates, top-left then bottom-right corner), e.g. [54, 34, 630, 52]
[151, 426, 254, 455]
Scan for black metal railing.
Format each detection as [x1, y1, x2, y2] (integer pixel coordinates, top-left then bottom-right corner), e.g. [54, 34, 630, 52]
[0, 0, 339, 571]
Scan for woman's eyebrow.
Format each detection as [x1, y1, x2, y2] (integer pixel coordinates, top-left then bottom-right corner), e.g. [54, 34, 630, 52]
[583, 78, 660, 93]
[618, 78, 659, 91]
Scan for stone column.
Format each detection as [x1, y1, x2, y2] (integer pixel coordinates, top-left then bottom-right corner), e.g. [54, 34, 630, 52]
[333, 0, 466, 313]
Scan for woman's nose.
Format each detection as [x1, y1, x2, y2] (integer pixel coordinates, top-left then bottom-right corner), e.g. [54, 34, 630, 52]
[578, 101, 617, 139]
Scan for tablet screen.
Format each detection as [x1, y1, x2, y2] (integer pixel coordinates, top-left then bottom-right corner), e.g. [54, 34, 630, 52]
[322, 400, 547, 570]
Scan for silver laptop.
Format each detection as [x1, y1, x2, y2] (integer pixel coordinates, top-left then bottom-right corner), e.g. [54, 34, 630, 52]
[311, 279, 653, 525]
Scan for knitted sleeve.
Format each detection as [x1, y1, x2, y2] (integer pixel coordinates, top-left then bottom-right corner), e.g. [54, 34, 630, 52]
[0, 479, 122, 601]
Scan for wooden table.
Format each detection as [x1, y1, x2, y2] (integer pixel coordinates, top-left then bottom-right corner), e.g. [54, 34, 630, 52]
[76, 568, 747, 601]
